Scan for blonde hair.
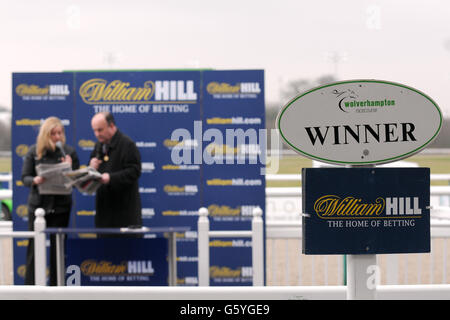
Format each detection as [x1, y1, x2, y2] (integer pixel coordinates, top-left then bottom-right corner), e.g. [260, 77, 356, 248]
[36, 117, 66, 159]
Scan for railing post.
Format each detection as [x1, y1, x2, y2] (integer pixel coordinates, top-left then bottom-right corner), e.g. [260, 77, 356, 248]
[0, 220, 13, 285]
[252, 207, 264, 286]
[197, 207, 209, 286]
[34, 208, 46, 286]
[347, 254, 377, 300]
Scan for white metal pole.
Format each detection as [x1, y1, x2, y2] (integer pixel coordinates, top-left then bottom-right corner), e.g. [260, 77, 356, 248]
[197, 207, 209, 286]
[252, 207, 264, 286]
[347, 254, 377, 299]
[0, 221, 12, 285]
[34, 208, 46, 286]
[56, 234, 65, 286]
[346, 164, 377, 300]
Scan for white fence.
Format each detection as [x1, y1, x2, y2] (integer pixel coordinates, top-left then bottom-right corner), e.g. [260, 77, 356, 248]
[2, 171, 450, 299]
[265, 216, 450, 287]
[197, 207, 264, 286]
[1, 207, 450, 299]
[0, 174, 12, 202]
[2, 284, 450, 300]
[196, 206, 450, 299]
[265, 173, 450, 287]
[0, 208, 46, 285]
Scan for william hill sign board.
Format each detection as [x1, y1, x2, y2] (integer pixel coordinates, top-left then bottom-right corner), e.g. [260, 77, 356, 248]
[302, 168, 430, 255]
[276, 80, 442, 165]
[278, 80, 438, 254]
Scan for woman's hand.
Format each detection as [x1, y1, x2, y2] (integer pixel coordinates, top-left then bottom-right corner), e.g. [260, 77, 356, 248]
[33, 176, 45, 185]
[62, 155, 72, 165]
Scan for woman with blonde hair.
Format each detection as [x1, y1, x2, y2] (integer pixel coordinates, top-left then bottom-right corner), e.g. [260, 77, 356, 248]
[21, 116, 79, 285]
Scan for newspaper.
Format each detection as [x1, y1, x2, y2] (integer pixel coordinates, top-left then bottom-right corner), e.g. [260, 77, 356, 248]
[35, 162, 73, 195]
[63, 167, 103, 195]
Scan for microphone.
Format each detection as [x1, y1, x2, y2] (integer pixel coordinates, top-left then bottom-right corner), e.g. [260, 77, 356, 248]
[94, 143, 103, 160]
[55, 141, 66, 158]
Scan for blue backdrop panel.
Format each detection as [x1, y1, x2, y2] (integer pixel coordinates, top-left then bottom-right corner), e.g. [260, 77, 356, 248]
[12, 69, 265, 286]
[210, 237, 253, 286]
[12, 72, 75, 284]
[73, 71, 201, 230]
[66, 238, 168, 286]
[202, 70, 265, 285]
[175, 235, 198, 285]
[73, 71, 202, 285]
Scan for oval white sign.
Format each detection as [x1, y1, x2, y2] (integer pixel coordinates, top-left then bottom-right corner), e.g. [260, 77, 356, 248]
[276, 80, 442, 165]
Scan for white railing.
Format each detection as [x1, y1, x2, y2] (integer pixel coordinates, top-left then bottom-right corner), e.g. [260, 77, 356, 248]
[265, 217, 450, 287]
[197, 207, 264, 286]
[197, 205, 450, 297]
[0, 208, 46, 285]
[2, 207, 450, 288]
[0, 221, 13, 285]
[1, 284, 450, 300]
[2, 207, 450, 299]
[0, 190, 11, 201]
[0, 173, 12, 202]
[265, 170, 450, 286]
[266, 173, 450, 183]
[0, 174, 12, 182]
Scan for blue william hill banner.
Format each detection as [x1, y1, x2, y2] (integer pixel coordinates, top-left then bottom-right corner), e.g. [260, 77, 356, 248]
[12, 73, 75, 283]
[65, 238, 168, 286]
[12, 73, 75, 232]
[302, 167, 430, 255]
[74, 71, 202, 231]
[12, 70, 265, 286]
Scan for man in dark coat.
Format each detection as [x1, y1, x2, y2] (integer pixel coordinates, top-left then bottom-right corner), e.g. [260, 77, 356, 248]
[89, 112, 142, 228]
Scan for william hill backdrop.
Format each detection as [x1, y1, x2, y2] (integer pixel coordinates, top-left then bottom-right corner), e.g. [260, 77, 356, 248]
[12, 70, 265, 285]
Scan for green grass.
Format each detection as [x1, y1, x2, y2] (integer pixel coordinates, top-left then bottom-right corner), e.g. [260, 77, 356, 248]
[266, 153, 450, 187]
[1, 154, 450, 187]
[409, 154, 450, 173]
[0, 157, 11, 173]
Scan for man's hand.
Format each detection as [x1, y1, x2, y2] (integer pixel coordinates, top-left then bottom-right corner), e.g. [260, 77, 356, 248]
[101, 172, 110, 184]
[89, 157, 102, 170]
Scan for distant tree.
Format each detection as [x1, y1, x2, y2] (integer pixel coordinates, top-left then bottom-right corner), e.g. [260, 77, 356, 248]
[0, 107, 11, 151]
[280, 79, 311, 103]
[280, 75, 337, 103]
[265, 104, 279, 130]
[0, 121, 11, 151]
[316, 75, 337, 86]
[428, 118, 450, 148]
[271, 75, 338, 150]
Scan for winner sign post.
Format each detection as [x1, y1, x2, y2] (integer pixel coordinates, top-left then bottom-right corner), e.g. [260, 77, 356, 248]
[277, 79, 442, 299]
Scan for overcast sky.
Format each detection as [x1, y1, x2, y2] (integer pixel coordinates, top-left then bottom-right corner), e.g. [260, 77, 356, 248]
[1, 0, 450, 116]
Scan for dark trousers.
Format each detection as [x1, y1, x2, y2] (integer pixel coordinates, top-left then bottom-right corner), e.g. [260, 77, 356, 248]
[25, 207, 70, 286]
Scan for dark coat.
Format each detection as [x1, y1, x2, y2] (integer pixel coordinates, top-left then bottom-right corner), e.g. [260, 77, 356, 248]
[90, 130, 142, 228]
[21, 144, 80, 217]
[21, 143, 79, 285]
